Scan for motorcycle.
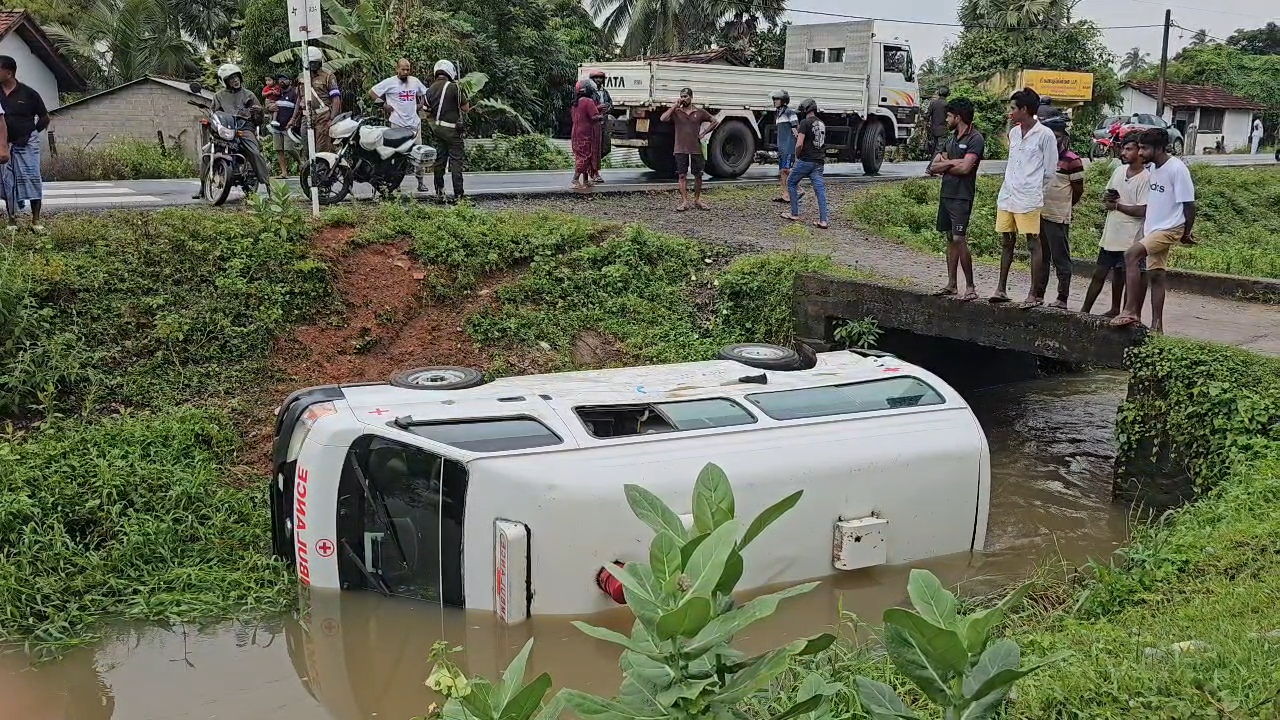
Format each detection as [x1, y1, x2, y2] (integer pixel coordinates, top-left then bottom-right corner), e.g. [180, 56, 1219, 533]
[1089, 136, 1113, 159]
[299, 111, 436, 205]
[189, 98, 263, 206]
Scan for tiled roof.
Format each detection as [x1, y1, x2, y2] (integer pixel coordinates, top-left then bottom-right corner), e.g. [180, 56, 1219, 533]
[0, 9, 87, 91]
[1124, 80, 1264, 111]
[51, 76, 213, 113]
[643, 47, 748, 66]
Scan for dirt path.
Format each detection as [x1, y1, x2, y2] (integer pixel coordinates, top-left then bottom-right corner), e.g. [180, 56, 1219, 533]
[486, 184, 1280, 357]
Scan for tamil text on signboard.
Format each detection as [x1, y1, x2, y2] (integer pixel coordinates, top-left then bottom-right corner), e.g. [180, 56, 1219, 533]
[1020, 70, 1094, 103]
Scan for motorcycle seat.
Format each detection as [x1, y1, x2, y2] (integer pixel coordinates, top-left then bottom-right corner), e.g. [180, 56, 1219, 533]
[382, 127, 416, 147]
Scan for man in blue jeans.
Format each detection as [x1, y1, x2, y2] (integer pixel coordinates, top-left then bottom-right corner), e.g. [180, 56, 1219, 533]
[770, 89, 800, 204]
[780, 98, 829, 228]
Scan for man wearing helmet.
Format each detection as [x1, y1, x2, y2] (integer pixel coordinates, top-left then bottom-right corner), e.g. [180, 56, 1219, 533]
[588, 69, 612, 184]
[780, 98, 830, 229]
[287, 46, 342, 154]
[770, 89, 800, 204]
[425, 59, 469, 203]
[192, 63, 271, 199]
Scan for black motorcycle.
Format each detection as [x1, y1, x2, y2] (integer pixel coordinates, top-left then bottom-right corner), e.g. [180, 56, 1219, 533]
[298, 111, 433, 205]
[189, 98, 263, 206]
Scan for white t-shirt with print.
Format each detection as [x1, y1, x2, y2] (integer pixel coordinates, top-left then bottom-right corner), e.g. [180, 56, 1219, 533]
[996, 121, 1059, 214]
[1100, 164, 1149, 251]
[372, 76, 428, 129]
[1143, 156, 1195, 236]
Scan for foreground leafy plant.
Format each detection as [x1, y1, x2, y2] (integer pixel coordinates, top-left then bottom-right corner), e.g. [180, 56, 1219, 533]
[855, 570, 1068, 720]
[420, 463, 838, 720]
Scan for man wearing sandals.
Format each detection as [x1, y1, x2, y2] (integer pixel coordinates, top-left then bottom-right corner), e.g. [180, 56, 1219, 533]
[990, 88, 1058, 304]
[1111, 128, 1196, 333]
[661, 87, 718, 212]
[781, 98, 830, 229]
[927, 97, 984, 301]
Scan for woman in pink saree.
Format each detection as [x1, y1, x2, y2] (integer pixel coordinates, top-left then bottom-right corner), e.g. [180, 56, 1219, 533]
[571, 78, 602, 191]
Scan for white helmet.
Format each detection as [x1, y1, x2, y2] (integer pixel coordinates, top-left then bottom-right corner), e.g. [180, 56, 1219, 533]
[433, 59, 457, 81]
[306, 46, 324, 64]
[217, 63, 242, 82]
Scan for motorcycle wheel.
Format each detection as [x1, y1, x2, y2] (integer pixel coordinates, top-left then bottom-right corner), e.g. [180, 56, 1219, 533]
[206, 158, 233, 207]
[300, 158, 352, 206]
[1090, 143, 1107, 159]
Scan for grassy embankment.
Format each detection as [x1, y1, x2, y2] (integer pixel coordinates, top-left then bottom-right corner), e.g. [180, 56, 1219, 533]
[757, 336, 1280, 718]
[847, 163, 1280, 279]
[1, 197, 860, 655]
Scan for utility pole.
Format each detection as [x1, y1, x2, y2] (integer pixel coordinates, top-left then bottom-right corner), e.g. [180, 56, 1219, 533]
[1156, 9, 1171, 118]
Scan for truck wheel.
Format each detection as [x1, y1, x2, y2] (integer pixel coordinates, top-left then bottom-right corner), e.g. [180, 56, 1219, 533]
[859, 121, 887, 176]
[640, 137, 676, 177]
[716, 343, 802, 371]
[390, 366, 486, 390]
[706, 121, 756, 178]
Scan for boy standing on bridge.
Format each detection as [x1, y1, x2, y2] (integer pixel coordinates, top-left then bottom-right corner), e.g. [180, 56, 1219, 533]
[990, 88, 1059, 304]
[1029, 111, 1085, 309]
[927, 97, 984, 301]
[1081, 136, 1148, 318]
[1111, 128, 1197, 333]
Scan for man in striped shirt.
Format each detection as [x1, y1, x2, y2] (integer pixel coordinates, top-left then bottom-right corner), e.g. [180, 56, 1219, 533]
[1029, 111, 1085, 308]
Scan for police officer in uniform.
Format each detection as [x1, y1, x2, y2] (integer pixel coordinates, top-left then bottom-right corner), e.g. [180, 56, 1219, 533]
[424, 59, 468, 203]
[288, 46, 342, 154]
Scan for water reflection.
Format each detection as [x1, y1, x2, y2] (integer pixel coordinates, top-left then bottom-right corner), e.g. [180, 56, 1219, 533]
[1, 371, 1130, 720]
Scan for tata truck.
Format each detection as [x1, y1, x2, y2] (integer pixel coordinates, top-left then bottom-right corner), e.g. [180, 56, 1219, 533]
[581, 21, 919, 178]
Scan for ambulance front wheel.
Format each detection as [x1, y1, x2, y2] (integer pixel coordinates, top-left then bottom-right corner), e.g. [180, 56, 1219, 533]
[390, 366, 486, 390]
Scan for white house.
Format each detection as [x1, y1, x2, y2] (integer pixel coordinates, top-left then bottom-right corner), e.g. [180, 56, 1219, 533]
[1118, 80, 1263, 154]
[0, 9, 86, 111]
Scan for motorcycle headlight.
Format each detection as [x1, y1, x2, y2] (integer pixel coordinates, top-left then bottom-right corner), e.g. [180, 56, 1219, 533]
[217, 125, 235, 140]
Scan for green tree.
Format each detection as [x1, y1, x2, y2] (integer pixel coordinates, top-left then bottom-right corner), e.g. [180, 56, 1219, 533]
[47, 0, 197, 87]
[1119, 47, 1150, 76]
[1225, 21, 1280, 56]
[237, 0, 292, 89]
[591, 0, 783, 57]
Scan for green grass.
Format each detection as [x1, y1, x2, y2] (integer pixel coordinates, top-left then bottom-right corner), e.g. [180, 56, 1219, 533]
[847, 163, 1280, 279]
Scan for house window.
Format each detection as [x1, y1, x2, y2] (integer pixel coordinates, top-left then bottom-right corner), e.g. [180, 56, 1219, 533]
[1197, 108, 1224, 133]
[828, 47, 845, 63]
[810, 49, 826, 63]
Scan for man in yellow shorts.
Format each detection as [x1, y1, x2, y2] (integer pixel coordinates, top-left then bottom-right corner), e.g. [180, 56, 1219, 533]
[990, 88, 1059, 303]
[1112, 128, 1196, 333]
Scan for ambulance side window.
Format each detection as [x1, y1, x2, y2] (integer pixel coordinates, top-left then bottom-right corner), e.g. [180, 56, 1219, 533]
[338, 435, 469, 606]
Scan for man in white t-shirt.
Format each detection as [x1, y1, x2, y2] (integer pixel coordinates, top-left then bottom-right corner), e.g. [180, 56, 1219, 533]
[1082, 135, 1148, 318]
[1250, 115, 1264, 155]
[990, 87, 1059, 304]
[370, 58, 429, 191]
[1112, 128, 1196, 333]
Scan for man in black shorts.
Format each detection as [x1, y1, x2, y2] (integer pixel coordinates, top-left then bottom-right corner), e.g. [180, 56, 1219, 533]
[660, 87, 719, 211]
[926, 97, 985, 300]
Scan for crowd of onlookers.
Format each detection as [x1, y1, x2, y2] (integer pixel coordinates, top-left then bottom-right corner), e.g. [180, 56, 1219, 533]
[924, 85, 1197, 333]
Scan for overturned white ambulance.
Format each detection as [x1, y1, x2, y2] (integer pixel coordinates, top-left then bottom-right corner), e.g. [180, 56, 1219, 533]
[269, 345, 991, 622]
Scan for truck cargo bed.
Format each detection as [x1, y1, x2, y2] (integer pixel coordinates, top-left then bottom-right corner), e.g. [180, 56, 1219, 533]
[595, 62, 868, 115]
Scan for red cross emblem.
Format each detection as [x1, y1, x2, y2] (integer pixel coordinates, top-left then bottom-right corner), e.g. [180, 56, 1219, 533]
[369, 408, 388, 416]
[316, 539, 335, 558]
[881, 367, 902, 373]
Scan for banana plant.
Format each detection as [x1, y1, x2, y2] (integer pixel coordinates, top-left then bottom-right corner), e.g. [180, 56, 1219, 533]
[854, 569, 1070, 720]
[556, 462, 838, 720]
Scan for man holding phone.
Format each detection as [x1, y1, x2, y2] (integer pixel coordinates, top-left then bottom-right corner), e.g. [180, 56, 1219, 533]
[660, 87, 719, 211]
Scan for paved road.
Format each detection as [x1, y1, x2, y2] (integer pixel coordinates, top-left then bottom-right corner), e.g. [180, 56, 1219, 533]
[42, 153, 1279, 211]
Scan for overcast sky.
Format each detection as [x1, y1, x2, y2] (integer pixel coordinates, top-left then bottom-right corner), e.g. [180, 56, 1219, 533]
[780, 0, 1276, 66]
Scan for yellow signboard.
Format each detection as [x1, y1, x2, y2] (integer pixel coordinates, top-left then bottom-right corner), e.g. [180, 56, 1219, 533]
[1019, 70, 1094, 102]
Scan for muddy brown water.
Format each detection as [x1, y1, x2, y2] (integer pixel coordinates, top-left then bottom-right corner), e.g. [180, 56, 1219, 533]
[1, 372, 1129, 720]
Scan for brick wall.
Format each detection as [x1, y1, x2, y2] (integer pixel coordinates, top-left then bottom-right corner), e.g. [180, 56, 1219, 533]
[50, 82, 207, 161]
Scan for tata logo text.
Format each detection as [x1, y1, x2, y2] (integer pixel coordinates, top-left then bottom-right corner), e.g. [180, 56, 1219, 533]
[295, 466, 311, 585]
[596, 75, 643, 89]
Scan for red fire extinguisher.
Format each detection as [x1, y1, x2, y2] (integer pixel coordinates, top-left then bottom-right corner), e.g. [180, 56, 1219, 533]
[595, 562, 626, 604]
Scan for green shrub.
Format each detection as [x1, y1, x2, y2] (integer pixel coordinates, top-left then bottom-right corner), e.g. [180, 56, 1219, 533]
[1, 207, 329, 417]
[0, 409, 291, 654]
[42, 138, 195, 181]
[466, 134, 573, 172]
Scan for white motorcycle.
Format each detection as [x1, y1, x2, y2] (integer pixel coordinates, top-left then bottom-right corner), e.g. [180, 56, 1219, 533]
[299, 112, 436, 204]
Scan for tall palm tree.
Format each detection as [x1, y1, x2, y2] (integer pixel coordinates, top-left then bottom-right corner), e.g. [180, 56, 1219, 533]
[48, 0, 196, 86]
[591, 0, 783, 57]
[1119, 47, 1150, 75]
[958, 0, 1074, 29]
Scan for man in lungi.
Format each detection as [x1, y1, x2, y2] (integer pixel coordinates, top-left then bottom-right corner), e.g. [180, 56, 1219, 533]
[0, 55, 48, 232]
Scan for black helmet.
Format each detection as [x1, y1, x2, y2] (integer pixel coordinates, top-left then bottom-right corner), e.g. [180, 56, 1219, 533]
[1040, 109, 1069, 133]
[937, 85, 950, 97]
[770, 89, 790, 105]
[797, 98, 818, 115]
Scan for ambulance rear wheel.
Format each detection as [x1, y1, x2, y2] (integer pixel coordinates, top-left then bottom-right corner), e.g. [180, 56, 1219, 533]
[390, 366, 486, 390]
[716, 343, 802, 370]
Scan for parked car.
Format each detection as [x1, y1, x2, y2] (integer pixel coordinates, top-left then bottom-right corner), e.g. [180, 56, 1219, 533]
[1092, 113, 1185, 155]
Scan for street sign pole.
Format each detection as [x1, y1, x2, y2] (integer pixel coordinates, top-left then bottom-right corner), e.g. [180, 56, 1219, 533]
[288, 0, 323, 216]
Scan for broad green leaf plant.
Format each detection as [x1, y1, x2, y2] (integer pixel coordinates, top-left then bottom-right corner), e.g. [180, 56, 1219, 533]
[855, 569, 1070, 720]
[419, 462, 839, 720]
